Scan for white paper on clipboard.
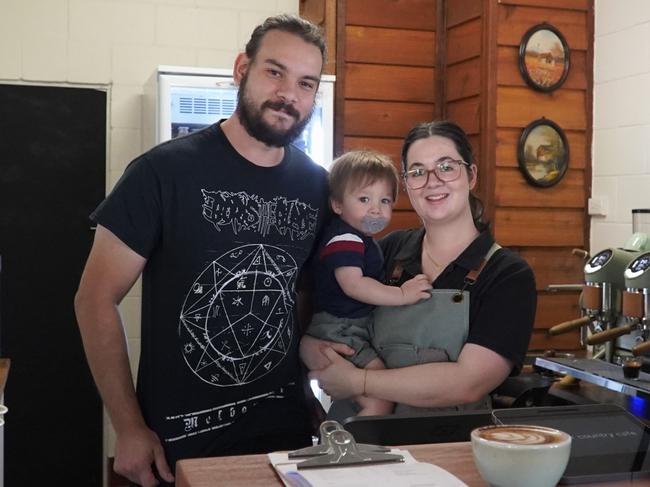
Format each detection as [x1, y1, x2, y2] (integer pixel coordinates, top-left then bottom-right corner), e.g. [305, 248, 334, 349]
[268, 450, 468, 487]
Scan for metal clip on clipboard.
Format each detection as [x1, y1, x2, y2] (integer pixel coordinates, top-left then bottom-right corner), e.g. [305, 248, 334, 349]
[297, 429, 404, 470]
[288, 420, 390, 458]
[288, 421, 404, 470]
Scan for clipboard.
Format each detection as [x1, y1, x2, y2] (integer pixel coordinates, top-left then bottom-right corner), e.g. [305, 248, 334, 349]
[268, 420, 468, 486]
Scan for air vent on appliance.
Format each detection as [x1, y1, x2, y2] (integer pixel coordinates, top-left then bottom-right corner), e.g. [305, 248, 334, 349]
[222, 99, 235, 115]
[179, 97, 193, 114]
[193, 97, 207, 114]
[177, 96, 235, 117]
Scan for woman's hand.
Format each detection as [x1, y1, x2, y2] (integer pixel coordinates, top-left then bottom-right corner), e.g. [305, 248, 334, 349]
[300, 335, 355, 371]
[308, 348, 365, 399]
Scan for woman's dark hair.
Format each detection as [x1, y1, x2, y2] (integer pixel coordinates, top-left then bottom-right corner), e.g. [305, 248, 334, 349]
[401, 120, 488, 231]
[245, 14, 327, 70]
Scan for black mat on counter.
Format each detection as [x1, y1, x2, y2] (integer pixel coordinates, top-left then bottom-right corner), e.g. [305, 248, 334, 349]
[494, 404, 650, 484]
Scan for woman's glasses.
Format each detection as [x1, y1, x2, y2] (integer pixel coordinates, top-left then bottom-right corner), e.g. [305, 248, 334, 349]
[402, 160, 470, 189]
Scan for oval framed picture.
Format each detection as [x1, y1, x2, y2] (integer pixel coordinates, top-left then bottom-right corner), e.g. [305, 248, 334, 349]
[519, 23, 570, 92]
[518, 118, 569, 188]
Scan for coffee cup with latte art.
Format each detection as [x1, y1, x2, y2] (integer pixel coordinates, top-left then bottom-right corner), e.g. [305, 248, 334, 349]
[471, 424, 571, 487]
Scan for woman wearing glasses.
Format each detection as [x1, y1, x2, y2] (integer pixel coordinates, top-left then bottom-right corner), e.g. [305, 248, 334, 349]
[304, 120, 536, 417]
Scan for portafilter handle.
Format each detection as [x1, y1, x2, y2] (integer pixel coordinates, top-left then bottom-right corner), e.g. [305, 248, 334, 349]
[585, 324, 637, 345]
[548, 316, 592, 336]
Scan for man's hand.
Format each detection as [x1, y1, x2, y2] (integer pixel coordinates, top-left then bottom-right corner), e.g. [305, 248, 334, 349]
[308, 348, 364, 399]
[113, 424, 174, 487]
[300, 335, 355, 371]
[399, 274, 432, 305]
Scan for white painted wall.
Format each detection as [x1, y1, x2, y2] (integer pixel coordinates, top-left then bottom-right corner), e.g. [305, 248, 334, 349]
[593, 0, 650, 252]
[0, 0, 297, 477]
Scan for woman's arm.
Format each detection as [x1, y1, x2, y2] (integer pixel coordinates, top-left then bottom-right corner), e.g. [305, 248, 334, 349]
[310, 343, 511, 408]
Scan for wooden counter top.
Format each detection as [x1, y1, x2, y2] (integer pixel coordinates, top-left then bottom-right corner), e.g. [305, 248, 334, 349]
[176, 441, 648, 487]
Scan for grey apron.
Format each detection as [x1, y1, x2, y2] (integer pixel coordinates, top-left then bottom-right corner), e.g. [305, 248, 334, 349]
[327, 243, 501, 421]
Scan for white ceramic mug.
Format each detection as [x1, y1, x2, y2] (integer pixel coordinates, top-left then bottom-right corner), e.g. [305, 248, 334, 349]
[471, 424, 571, 487]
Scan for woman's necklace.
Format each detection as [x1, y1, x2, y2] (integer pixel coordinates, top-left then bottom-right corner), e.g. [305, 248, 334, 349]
[422, 239, 442, 270]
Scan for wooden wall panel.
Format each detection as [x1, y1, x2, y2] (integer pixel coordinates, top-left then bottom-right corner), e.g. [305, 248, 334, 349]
[497, 6, 588, 50]
[447, 0, 481, 27]
[497, 47, 587, 90]
[496, 128, 586, 169]
[529, 329, 581, 351]
[497, 87, 586, 130]
[340, 0, 437, 237]
[492, 2, 591, 354]
[535, 292, 582, 329]
[447, 97, 480, 134]
[343, 136, 403, 163]
[345, 64, 435, 102]
[390, 210, 422, 231]
[494, 208, 585, 247]
[344, 100, 435, 138]
[446, 57, 481, 101]
[345, 0, 436, 30]
[499, 0, 589, 10]
[345, 26, 435, 66]
[494, 168, 585, 208]
[447, 18, 481, 65]
[518, 247, 585, 291]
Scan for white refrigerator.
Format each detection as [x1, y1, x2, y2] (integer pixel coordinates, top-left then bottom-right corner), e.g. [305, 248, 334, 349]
[143, 65, 335, 169]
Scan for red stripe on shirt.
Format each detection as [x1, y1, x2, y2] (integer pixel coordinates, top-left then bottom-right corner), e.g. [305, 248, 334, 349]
[320, 240, 365, 259]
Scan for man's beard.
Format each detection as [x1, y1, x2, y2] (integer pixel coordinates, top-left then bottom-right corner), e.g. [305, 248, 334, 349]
[236, 73, 313, 148]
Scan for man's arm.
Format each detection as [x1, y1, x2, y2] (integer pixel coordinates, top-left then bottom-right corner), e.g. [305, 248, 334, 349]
[74, 225, 173, 487]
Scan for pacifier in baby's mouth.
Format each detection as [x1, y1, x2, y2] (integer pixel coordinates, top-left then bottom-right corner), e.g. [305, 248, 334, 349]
[361, 216, 389, 234]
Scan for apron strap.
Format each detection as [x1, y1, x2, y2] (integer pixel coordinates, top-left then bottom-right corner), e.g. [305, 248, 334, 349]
[464, 242, 502, 285]
[453, 242, 501, 302]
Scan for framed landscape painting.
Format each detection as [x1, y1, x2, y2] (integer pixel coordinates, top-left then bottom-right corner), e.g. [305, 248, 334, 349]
[519, 23, 570, 92]
[517, 118, 569, 188]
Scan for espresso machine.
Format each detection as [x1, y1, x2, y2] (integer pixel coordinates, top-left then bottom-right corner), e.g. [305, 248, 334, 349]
[536, 209, 650, 397]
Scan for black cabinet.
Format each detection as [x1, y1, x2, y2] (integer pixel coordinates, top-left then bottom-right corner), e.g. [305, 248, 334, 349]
[0, 84, 106, 486]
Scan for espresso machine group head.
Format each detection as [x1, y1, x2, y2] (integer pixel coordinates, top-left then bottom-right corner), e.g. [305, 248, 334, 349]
[580, 247, 642, 361]
[623, 252, 650, 356]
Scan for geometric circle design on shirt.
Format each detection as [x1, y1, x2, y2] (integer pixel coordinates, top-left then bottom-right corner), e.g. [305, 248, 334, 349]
[179, 244, 297, 387]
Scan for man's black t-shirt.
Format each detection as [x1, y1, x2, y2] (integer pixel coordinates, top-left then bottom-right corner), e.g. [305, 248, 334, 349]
[92, 122, 329, 468]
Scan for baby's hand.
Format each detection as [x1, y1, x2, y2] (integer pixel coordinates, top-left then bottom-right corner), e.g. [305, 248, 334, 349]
[399, 274, 431, 304]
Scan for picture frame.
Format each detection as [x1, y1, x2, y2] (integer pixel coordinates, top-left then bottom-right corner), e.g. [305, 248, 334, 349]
[517, 118, 569, 188]
[518, 23, 570, 92]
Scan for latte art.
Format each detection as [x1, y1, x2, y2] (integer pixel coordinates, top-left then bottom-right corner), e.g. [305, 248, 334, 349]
[477, 426, 565, 445]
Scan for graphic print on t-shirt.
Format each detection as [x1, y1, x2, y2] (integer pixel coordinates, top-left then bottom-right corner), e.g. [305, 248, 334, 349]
[178, 189, 320, 388]
[179, 244, 297, 386]
[200, 189, 318, 239]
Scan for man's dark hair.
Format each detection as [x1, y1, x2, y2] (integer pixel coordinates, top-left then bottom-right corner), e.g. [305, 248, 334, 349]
[245, 14, 327, 70]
